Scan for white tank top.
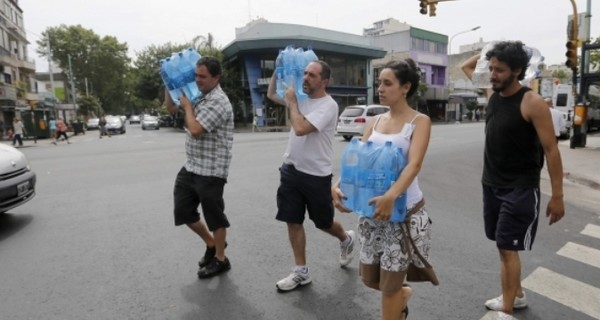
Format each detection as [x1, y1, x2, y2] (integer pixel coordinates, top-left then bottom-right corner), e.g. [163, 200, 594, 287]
[367, 114, 423, 208]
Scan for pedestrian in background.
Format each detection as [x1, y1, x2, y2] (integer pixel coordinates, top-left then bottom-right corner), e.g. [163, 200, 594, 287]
[165, 56, 234, 279]
[49, 117, 57, 142]
[12, 117, 25, 147]
[53, 117, 70, 144]
[333, 58, 433, 320]
[545, 98, 566, 142]
[267, 60, 355, 292]
[98, 116, 110, 138]
[0, 119, 4, 140]
[461, 41, 565, 320]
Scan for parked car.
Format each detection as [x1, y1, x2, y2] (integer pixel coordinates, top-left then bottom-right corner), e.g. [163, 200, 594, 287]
[159, 115, 174, 127]
[105, 116, 126, 134]
[86, 117, 99, 130]
[0, 144, 36, 214]
[129, 115, 141, 124]
[141, 116, 160, 130]
[336, 104, 390, 141]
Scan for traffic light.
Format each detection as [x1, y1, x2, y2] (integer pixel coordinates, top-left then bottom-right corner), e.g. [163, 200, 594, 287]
[565, 39, 578, 70]
[419, 0, 428, 15]
[428, 2, 437, 16]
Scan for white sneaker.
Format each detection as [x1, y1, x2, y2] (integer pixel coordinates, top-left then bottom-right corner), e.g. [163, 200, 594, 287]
[485, 292, 528, 311]
[339, 230, 355, 267]
[497, 311, 518, 320]
[276, 270, 311, 292]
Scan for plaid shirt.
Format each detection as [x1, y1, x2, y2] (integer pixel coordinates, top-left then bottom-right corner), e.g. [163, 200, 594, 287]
[184, 84, 234, 179]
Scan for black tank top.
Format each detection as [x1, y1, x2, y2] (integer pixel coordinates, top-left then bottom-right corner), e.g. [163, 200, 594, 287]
[483, 87, 543, 188]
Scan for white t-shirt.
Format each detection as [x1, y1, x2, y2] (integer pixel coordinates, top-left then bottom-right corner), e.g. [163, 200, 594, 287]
[283, 95, 338, 176]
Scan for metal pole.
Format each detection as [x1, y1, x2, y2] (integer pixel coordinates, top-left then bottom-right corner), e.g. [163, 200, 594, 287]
[47, 39, 56, 106]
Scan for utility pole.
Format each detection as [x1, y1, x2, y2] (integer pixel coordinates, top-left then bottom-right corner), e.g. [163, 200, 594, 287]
[46, 38, 56, 108]
[68, 54, 77, 120]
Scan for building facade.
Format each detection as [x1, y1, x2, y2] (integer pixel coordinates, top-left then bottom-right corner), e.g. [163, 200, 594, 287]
[222, 20, 386, 127]
[365, 18, 449, 121]
[0, 0, 39, 131]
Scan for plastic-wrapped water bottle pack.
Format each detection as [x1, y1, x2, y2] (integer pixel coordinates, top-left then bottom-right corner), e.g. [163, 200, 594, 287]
[160, 48, 202, 105]
[471, 41, 544, 89]
[275, 45, 319, 100]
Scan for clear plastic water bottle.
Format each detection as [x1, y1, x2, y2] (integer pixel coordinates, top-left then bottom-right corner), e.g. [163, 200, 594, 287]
[181, 48, 202, 101]
[282, 45, 296, 94]
[161, 58, 181, 105]
[275, 49, 285, 98]
[356, 141, 378, 217]
[340, 137, 362, 211]
[390, 146, 407, 222]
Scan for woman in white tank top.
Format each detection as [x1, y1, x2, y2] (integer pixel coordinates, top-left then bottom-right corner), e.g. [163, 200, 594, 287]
[333, 58, 433, 320]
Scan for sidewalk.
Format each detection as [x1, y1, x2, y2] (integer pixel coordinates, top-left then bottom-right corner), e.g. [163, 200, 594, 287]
[539, 131, 600, 213]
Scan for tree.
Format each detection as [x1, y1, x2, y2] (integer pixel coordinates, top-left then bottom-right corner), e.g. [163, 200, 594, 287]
[76, 95, 102, 117]
[130, 33, 243, 111]
[552, 69, 569, 83]
[36, 25, 130, 114]
[589, 37, 600, 71]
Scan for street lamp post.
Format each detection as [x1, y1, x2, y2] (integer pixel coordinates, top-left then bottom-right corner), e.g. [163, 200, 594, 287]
[449, 26, 481, 123]
[449, 26, 481, 55]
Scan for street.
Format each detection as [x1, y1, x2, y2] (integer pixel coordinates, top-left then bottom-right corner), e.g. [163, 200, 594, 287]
[0, 122, 599, 320]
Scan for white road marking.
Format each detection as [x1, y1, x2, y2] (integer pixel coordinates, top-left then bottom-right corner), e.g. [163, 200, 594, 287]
[557, 241, 600, 269]
[522, 267, 600, 319]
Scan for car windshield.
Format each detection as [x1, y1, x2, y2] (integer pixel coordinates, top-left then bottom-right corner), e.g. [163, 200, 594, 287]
[145, 116, 157, 121]
[340, 107, 365, 117]
[106, 117, 121, 124]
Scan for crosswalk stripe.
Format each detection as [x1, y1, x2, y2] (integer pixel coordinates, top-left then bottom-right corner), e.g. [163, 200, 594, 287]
[522, 267, 600, 319]
[557, 242, 600, 268]
[581, 224, 600, 240]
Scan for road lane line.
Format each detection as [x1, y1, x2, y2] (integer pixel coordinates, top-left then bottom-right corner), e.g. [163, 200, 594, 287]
[581, 224, 600, 240]
[522, 267, 600, 319]
[557, 242, 600, 268]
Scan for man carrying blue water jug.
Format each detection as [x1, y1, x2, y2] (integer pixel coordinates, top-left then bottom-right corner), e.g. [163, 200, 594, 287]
[267, 59, 356, 292]
[165, 56, 234, 279]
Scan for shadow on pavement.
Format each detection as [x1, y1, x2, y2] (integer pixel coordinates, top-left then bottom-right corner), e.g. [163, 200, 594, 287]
[0, 213, 33, 242]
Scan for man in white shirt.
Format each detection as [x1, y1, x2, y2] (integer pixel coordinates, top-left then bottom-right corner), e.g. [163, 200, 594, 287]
[545, 98, 566, 142]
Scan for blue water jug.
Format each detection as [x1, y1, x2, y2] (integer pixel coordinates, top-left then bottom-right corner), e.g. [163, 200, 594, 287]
[340, 137, 362, 211]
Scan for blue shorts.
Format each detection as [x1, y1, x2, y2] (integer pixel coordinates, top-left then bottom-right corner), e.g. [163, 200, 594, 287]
[173, 167, 230, 231]
[276, 164, 334, 229]
[483, 185, 540, 251]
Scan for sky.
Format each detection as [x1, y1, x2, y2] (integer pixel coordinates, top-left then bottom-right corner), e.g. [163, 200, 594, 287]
[19, 0, 599, 72]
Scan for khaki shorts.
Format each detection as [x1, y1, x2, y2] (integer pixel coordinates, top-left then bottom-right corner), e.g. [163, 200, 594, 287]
[358, 207, 431, 292]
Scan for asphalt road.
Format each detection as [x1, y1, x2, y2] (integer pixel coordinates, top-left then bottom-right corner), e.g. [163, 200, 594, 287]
[0, 122, 598, 320]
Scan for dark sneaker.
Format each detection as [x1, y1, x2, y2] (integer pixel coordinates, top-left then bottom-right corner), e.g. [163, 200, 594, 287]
[198, 257, 231, 279]
[198, 246, 216, 268]
[198, 241, 228, 268]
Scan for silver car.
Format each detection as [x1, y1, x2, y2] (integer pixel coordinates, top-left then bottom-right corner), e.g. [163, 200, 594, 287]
[0, 143, 36, 214]
[106, 116, 126, 134]
[141, 116, 160, 130]
[336, 104, 390, 141]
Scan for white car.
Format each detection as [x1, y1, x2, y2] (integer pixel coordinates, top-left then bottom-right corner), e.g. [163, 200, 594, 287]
[336, 104, 390, 141]
[141, 116, 160, 130]
[0, 144, 36, 214]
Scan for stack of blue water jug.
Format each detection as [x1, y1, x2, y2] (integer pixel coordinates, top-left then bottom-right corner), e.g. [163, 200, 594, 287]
[160, 48, 202, 105]
[275, 45, 319, 100]
[339, 137, 408, 222]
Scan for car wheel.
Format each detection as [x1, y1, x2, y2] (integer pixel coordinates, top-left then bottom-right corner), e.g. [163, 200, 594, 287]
[342, 135, 352, 141]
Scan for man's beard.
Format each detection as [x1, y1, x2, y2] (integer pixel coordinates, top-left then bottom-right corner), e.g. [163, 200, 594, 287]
[491, 74, 516, 93]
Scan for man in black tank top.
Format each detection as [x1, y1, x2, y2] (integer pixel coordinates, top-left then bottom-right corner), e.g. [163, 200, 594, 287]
[462, 41, 565, 319]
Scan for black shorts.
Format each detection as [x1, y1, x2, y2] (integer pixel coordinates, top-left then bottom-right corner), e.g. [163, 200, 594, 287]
[276, 164, 334, 229]
[483, 185, 540, 251]
[173, 167, 230, 231]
